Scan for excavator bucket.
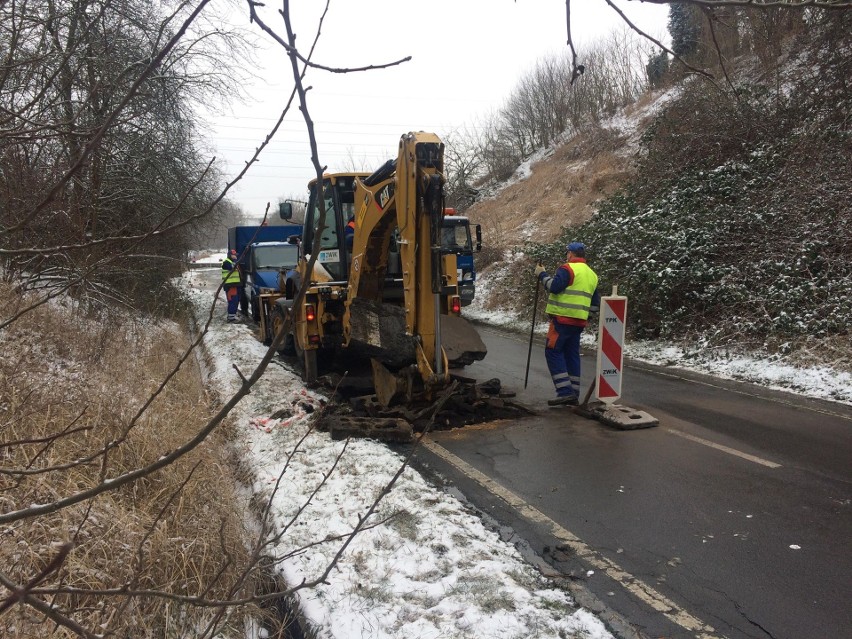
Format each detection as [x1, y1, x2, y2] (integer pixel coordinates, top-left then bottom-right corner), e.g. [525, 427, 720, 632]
[440, 314, 487, 368]
[371, 358, 407, 407]
[344, 296, 486, 408]
[347, 298, 487, 371]
[346, 298, 417, 368]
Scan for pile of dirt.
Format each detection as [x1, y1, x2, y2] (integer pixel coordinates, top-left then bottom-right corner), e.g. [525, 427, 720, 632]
[315, 375, 534, 442]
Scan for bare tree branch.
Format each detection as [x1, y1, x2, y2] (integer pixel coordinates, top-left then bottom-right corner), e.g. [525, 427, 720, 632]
[1, 0, 215, 237]
[604, 0, 716, 79]
[245, 0, 411, 73]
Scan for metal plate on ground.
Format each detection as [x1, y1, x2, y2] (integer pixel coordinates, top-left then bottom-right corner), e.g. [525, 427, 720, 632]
[318, 415, 413, 442]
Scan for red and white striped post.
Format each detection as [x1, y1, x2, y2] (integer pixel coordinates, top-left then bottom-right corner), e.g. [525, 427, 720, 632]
[595, 286, 627, 405]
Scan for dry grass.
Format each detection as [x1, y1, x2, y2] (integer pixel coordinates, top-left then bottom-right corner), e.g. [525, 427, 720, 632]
[0, 283, 260, 638]
[466, 124, 634, 247]
[780, 334, 852, 375]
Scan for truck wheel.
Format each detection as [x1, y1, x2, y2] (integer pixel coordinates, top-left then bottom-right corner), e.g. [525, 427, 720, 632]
[251, 296, 260, 322]
[270, 305, 295, 355]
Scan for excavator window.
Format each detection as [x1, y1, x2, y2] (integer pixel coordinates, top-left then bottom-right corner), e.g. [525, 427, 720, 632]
[315, 186, 338, 249]
[303, 176, 362, 280]
[303, 181, 343, 280]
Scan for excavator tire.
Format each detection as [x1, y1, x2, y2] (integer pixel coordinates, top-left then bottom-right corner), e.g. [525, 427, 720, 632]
[303, 349, 318, 386]
[289, 328, 319, 385]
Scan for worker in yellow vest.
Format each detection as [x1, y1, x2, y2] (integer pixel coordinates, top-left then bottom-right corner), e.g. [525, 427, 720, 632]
[534, 242, 600, 406]
[221, 249, 243, 322]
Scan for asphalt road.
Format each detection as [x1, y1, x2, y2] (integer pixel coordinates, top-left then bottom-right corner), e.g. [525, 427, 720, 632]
[412, 324, 852, 639]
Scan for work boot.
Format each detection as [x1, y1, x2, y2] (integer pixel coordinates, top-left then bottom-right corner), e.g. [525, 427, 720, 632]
[227, 315, 237, 323]
[548, 395, 578, 407]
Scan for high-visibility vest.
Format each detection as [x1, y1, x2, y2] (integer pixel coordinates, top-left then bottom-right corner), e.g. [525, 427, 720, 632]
[221, 257, 241, 285]
[545, 261, 598, 320]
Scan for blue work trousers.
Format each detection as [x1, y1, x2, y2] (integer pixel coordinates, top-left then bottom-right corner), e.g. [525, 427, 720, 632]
[225, 284, 242, 318]
[544, 320, 583, 399]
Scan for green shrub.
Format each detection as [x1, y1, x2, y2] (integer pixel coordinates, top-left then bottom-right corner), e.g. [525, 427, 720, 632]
[527, 135, 851, 347]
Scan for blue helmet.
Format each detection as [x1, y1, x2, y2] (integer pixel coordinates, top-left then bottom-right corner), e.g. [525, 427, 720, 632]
[566, 242, 585, 253]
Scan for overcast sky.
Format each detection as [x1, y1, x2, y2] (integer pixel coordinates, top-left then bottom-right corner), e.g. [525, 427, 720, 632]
[203, 0, 669, 219]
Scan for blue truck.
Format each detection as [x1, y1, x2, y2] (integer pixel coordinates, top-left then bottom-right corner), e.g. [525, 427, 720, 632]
[441, 211, 481, 306]
[227, 224, 302, 324]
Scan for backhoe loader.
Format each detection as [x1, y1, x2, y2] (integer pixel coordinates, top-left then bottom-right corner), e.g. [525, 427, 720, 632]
[275, 132, 487, 405]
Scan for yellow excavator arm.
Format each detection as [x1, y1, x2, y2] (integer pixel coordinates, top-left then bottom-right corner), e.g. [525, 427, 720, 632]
[344, 132, 453, 385]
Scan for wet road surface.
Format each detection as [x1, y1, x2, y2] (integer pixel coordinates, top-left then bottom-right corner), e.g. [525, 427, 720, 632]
[412, 325, 852, 639]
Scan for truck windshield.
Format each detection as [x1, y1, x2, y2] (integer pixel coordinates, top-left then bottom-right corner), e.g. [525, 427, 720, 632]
[441, 221, 472, 252]
[253, 245, 299, 270]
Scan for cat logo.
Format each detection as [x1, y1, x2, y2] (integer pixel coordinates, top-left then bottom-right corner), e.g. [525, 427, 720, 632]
[378, 184, 394, 210]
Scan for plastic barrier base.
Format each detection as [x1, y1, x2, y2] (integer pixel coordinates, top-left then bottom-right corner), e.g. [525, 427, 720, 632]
[575, 401, 659, 430]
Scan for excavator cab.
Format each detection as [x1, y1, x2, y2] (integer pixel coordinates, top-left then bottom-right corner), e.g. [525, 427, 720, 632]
[295, 173, 404, 299]
[300, 174, 366, 282]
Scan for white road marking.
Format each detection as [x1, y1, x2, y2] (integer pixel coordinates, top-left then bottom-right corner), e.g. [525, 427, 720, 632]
[423, 439, 725, 639]
[667, 429, 782, 468]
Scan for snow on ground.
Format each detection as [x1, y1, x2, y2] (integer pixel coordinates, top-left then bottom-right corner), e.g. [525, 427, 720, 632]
[605, 86, 682, 157]
[192, 250, 228, 265]
[623, 340, 852, 405]
[182, 269, 614, 639]
[184, 256, 849, 639]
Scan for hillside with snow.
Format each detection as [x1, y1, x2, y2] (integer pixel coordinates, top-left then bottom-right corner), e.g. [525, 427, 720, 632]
[460, 23, 851, 403]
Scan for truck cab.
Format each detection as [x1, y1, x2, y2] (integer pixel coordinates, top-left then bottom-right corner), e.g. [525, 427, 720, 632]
[226, 224, 303, 320]
[245, 241, 300, 321]
[441, 212, 481, 306]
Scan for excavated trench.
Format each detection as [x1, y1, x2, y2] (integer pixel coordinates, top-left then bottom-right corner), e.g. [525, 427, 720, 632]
[313, 369, 536, 442]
